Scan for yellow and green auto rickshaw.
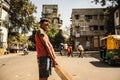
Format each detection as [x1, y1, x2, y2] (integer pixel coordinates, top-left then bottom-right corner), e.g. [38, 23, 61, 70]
[100, 35, 120, 64]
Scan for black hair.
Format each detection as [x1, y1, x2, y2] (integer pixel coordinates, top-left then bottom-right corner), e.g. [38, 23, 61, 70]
[40, 18, 50, 23]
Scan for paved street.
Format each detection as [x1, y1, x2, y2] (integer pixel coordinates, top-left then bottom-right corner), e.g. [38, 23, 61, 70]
[0, 52, 39, 80]
[0, 51, 120, 80]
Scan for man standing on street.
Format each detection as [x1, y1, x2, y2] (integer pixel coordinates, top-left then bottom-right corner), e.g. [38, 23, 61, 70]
[67, 44, 73, 57]
[77, 44, 84, 58]
[35, 18, 57, 80]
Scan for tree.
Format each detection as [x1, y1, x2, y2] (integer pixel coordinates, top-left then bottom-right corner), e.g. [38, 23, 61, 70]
[92, 0, 119, 35]
[28, 22, 40, 50]
[54, 30, 65, 48]
[8, 0, 37, 49]
[46, 26, 60, 47]
[9, 0, 37, 34]
[104, 7, 115, 35]
[92, 0, 120, 7]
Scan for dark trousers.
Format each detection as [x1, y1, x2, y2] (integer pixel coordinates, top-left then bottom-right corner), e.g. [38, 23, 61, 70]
[78, 50, 84, 58]
[68, 51, 73, 57]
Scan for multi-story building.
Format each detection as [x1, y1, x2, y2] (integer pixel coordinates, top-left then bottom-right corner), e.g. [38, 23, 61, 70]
[0, 0, 10, 54]
[41, 4, 62, 29]
[114, 7, 120, 34]
[70, 8, 107, 50]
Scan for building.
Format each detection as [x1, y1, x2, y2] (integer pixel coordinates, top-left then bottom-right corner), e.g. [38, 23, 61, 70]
[114, 7, 120, 34]
[41, 4, 62, 29]
[0, 0, 10, 54]
[70, 8, 107, 50]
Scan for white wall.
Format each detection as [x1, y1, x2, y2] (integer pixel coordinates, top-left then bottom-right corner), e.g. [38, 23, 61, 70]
[1, 9, 8, 43]
[1, 9, 9, 20]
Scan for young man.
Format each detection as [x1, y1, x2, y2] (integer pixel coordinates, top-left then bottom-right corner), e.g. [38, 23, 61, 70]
[77, 44, 84, 58]
[35, 19, 57, 80]
[67, 44, 73, 57]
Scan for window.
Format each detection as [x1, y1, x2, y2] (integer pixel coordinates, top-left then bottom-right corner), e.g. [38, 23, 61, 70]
[53, 8, 57, 13]
[75, 26, 79, 28]
[74, 15, 79, 19]
[85, 15, 92, 19]
[93, 25, 98, 30]
[99, 14, 104, 20]
[100, 26, 104, 30]
[93, 15, 97, 19]
[75, 32, 80, 37]
[45, 9, 51, 13]
[80, 27, 84, 30]
[86, 36, 92, 41]
[89, 26, 94, 30]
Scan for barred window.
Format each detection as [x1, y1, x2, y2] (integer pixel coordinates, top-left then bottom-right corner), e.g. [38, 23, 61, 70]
[100, 26, 104, 30]
[74, 15, 79, 19]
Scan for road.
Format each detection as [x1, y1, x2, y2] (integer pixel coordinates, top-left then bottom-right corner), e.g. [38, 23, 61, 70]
[0, 51, 120, 80]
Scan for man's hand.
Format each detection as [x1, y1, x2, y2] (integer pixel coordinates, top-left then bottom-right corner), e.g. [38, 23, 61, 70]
[52, 59, 58, 67]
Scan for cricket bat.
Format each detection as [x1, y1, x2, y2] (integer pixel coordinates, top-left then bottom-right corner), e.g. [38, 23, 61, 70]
[54, 64, 73, 80]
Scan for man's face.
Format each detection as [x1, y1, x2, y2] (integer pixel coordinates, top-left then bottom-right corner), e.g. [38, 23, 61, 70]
[41, 21, 50, 31]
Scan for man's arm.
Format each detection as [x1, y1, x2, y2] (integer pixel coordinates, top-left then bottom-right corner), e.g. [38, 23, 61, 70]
[37, 31, 57, 65]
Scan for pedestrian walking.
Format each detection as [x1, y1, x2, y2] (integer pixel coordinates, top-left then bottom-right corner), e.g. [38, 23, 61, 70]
[67, 44, 73, 57]
[77, 44, 84, 58]
[63, 43, 68, 56]
[35, 18, 57, 80]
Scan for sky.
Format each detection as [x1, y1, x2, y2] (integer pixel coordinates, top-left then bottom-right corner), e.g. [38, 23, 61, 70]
[30, 0, 106, 29]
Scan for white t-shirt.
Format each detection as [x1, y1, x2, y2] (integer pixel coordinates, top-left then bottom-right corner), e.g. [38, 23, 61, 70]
[78, 45, 84, 51]
[64, 44, 68, 49]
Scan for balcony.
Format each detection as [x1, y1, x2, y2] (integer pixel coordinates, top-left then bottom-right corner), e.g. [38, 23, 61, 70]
[74, 30, 105, 37]
[79, 31, 93, 36]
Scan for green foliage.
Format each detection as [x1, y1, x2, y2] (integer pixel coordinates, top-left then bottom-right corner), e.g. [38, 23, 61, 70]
[19, 34, 29, 46]
[54, 30, 65, 47]
[9, 0, 37, 34]
[46, 26, 65, 48]
[28, 22, 40, 50]
[92, 0, 120, 7]
[28, 22, 65, 50]
[46, 27, 59, 39]
[8, 32, 19, 42]
[8, 0, 37, 48]
[104, 7, 115, 35]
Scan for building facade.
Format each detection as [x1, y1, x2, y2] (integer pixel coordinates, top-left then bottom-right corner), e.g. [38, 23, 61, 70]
[70, 8, 107, 50]
[114, 7, 120, 35]
[41, 4, 62, 29]
[0, 0, 10, 54]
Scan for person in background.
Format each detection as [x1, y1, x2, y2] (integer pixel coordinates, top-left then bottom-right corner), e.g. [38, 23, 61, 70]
[23, 47, 28, 55]
[77, 44, 84, 58]
[35, 18, 57, 80]
[67, 44, 73, 57]
[59, 43, 64, 56]
[63, 43, 68, 56]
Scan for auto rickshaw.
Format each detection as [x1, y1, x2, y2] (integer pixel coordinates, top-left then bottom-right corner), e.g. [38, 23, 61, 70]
[100, 35, 120, 64]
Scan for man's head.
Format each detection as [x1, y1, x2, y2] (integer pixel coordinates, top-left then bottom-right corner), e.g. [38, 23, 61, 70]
[39, 18, 50, 31]
[40, 18, 50, 23]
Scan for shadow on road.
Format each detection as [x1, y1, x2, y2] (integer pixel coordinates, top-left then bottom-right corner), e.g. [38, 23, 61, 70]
[90, 61, 120, 68]
[84, 53, 100, 60]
